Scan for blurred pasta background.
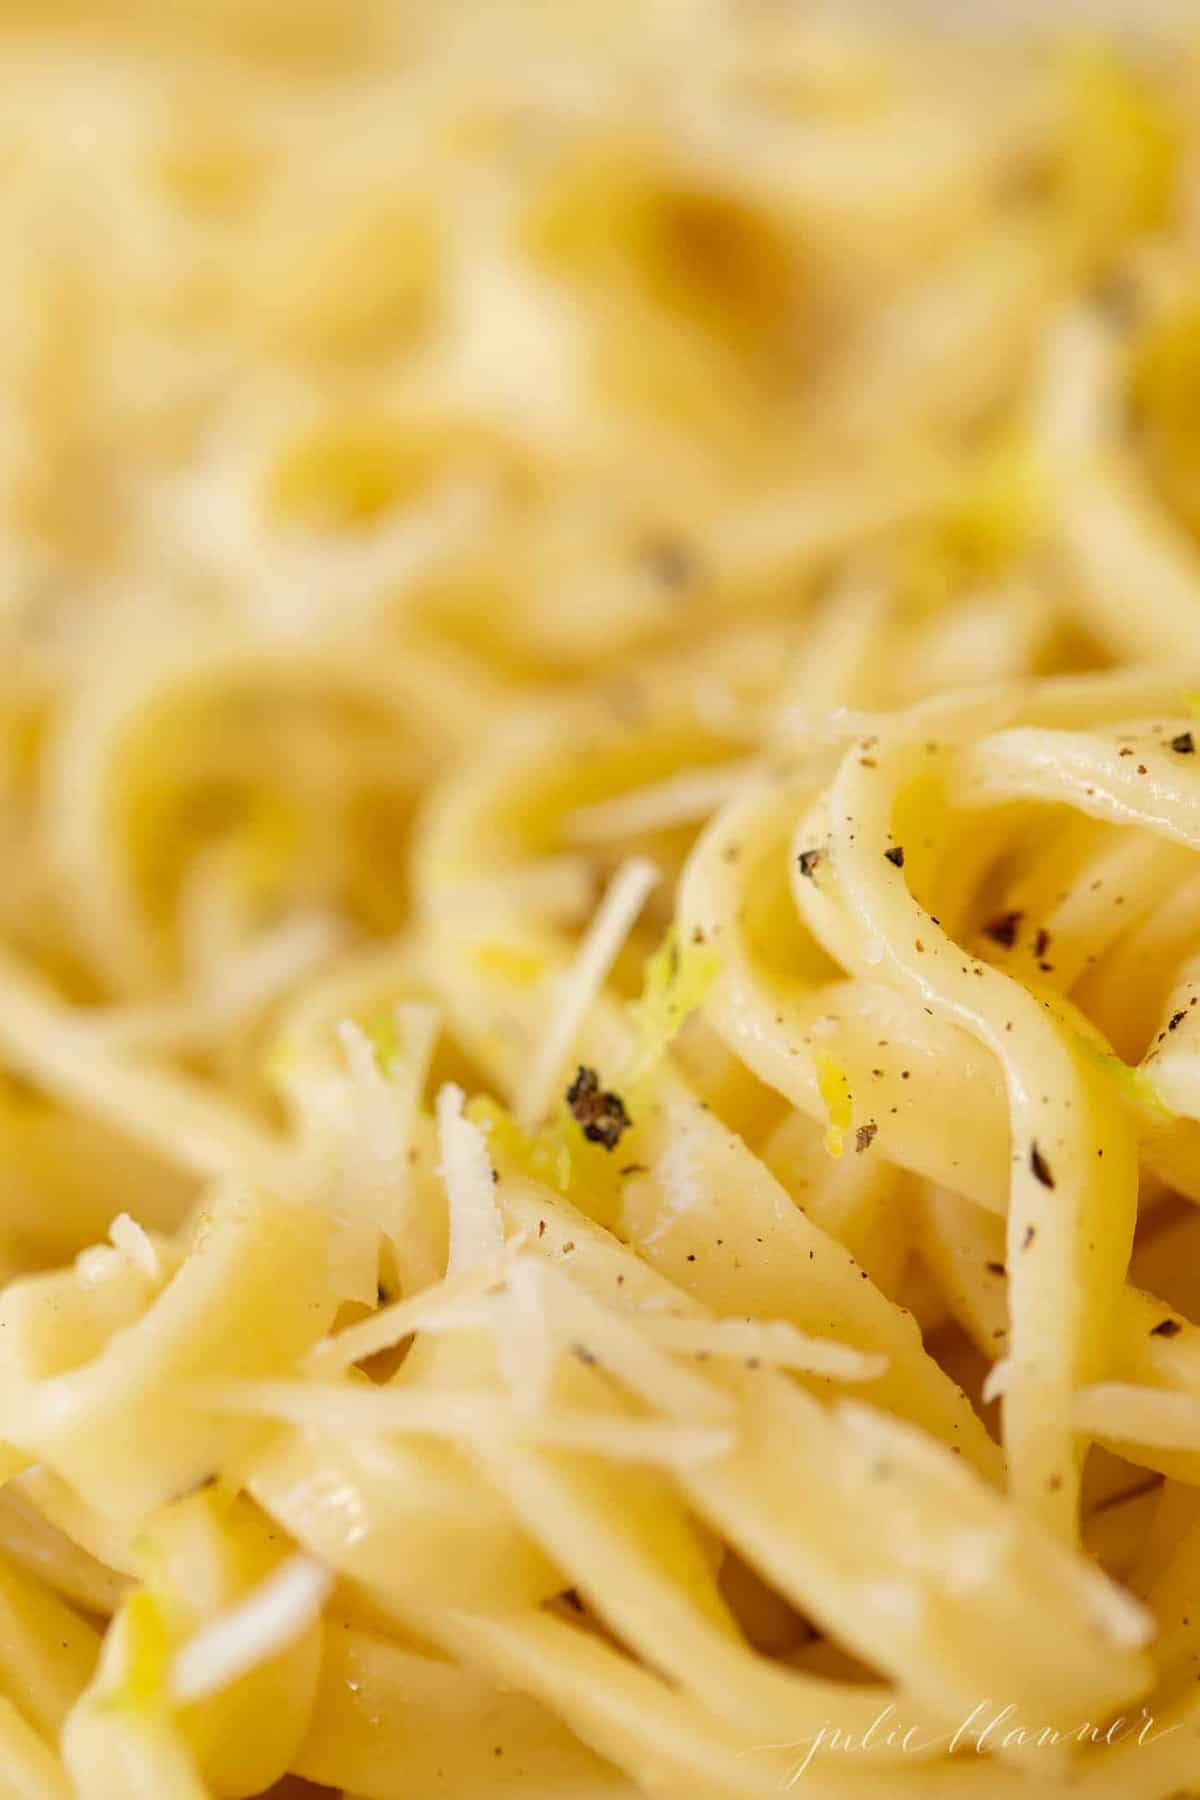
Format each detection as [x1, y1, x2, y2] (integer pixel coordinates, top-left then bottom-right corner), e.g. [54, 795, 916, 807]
[0, 0, 1199, 1031]
[0, 1, 1193, 961]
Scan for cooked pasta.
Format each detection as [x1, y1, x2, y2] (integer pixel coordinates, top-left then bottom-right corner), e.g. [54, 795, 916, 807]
[4, 2, 1200, 1797]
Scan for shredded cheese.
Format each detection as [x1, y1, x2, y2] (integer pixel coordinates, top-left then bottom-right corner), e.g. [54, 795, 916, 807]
[516, 857, 658, 1130]
[437, 1082, 506, 1274]
[306, 1251, 517, 1375]
[567, 762, 760, 844]
[532, 1261, 734, 1425]
[495, 1257, 556, 1417]
[169, 1555, 333, 1706]
[339, 1001, 440, 1276]
[980, 1357, 1013, 1406]
[108, 1214, 160, 1282]
[634, 1315, 888, 1381]
[195, 1381, 735, 1467]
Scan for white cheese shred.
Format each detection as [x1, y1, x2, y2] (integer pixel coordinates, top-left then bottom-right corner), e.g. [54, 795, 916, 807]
[516, 856, 658, 1130]
[107, 1213, 160, 1281]
[169, 1555, 333, 1706]
[437, 1082, 505, 1274]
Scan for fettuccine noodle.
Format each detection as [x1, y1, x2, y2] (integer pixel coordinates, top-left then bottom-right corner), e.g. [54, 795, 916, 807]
[4, 3, 1200, 1797]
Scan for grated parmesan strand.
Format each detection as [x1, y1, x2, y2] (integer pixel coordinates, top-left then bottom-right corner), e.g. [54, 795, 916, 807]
[495, 1257, 556, 1417]
[107, 1213, 160, 1281]
[532, 1262, 734, 1426]
[981, 1357, 1013, 1406]
[635, 1315, 888, 1381]
[169, 1555, 333, 1705]
[194, 1380, 734, 1467]
[306, 1250, 516, 1375]
[516, 856, 658, 1130]
[437, 1082, 505, 1274]
[566, 763, 760, 845]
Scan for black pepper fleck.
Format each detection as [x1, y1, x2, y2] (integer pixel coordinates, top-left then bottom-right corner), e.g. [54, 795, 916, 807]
[638, 534, 700, 591]
[1030, 1142, 1055, 1188]
[565, 1065, 631, 1150]
[982, 910, 1022, 949]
